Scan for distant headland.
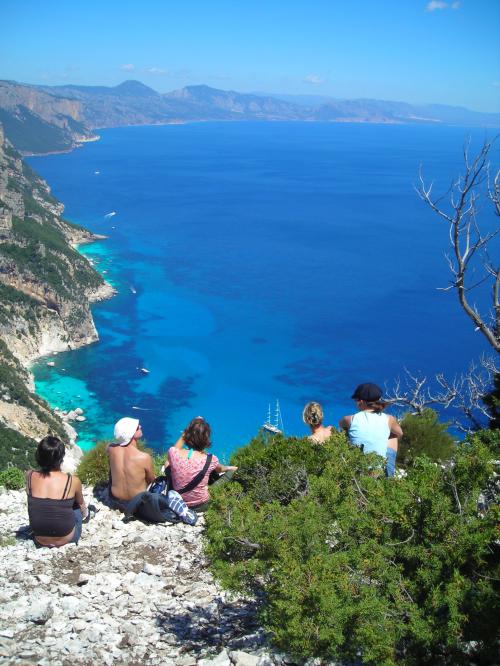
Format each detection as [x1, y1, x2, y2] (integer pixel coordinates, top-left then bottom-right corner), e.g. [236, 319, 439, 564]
[0, 79, 499, 155]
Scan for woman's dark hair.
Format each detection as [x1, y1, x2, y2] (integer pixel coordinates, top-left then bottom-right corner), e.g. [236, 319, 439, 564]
[365, 400, 387, 414]
[36, 436, 65, 475]
[183, 418, 211, 452]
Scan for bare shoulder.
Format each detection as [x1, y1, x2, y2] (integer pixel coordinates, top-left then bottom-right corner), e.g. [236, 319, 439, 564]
[134, 448, 153, 463]
[72, 475, 83, 488]
[339, 415, 352, 429]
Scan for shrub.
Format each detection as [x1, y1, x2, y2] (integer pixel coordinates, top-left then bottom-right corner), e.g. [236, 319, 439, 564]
[76, 440, 165, 486]
[399, 408, 455, 467]
[0, 467, 25, 490]
[482, 372, 500, 430]
[204, 432, 498, 665]
[76, 441, 110, 486]
[0, 422, 36, 470]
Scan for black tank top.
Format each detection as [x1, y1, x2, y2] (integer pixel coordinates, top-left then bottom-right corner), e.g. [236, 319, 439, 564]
[27, 472, 76, 537]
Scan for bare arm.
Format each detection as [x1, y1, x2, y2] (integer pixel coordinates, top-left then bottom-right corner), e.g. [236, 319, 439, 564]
[388, 416, 403, 439]
[215, 463, 238, 473]
[173, 433, 185, 449]
[73, 477, 88, 518]
[164, 432, 185, 466]
[339, 415, 352, 431]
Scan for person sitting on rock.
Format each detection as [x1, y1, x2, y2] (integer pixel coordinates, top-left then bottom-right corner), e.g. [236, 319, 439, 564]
[166, 417, 237, 512]
[339, 383, 403, 477]
[302, 401, 334, 443]
[27, 436, 88, 547]
[107, 417, 156, 512]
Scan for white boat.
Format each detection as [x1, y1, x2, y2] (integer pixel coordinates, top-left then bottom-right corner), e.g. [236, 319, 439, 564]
[104, 211, 116, 219]
[130, 286, 137, 294]
[46, 361, 55, 367]
[262, 400, 284, 435]
[140, 367, 150, 374]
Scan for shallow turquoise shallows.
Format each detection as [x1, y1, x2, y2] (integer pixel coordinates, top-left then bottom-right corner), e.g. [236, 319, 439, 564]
[28, 122, 493, 459]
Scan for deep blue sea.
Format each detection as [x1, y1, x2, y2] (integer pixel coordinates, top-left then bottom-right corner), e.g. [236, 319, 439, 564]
[28, 122, 491, 460]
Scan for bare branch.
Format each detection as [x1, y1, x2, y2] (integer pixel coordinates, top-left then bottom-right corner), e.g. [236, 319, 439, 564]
[417, 137, 500, 352]
[386, 357, 498, 432]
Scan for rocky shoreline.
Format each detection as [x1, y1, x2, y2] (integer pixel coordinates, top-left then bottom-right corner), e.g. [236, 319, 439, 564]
[0, 488, 285, 666]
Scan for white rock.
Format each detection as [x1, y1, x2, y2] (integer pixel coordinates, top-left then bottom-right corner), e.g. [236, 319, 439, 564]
[143, 562, 162, 576]
[60, 596, 80, 618]
[25, 599, 53, 625]
[230, 651, 260, 666]
[175, 656, 197, 666]
[199, 649, 232, 666]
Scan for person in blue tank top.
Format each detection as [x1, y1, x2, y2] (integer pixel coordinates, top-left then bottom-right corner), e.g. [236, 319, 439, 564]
[339, 383, 403, 477]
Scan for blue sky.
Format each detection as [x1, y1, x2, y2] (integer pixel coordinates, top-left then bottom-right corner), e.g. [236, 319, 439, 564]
[2, 0, 499, 111]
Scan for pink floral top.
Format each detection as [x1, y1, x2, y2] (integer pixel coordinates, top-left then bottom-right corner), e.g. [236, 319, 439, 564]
[168, 447, 219, 507]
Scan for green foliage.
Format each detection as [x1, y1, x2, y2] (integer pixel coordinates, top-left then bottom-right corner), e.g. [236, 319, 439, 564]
[0, 341, 67, 448]
[0, 215, 103, 301]
[0, 424, 36, 471]
[76, 440, 164, 486]
[0, 466, 25, 490]
[482, 372, 500, 430]
[204, 433, 499, 665]
[76, 441, 110, 486]
[465, 427, 500, 462]
[399, 409, 455, 467]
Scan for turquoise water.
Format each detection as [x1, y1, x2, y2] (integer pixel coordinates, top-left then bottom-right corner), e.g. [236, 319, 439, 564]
[28, 122, 492, 459]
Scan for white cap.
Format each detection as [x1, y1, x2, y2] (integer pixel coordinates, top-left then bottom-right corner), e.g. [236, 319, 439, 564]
[113, 417, 140, 446]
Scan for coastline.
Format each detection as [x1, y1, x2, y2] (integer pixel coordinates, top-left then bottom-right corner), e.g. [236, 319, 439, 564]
[26, 235, 117, 464]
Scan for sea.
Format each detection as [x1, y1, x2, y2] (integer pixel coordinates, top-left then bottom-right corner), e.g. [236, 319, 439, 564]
[27, 122, 493, 461]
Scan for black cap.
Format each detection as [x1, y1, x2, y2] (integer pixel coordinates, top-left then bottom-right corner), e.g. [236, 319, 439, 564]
[351, 383, 383, 402]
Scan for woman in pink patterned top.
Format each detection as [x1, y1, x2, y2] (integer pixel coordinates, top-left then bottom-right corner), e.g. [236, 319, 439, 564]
[166, 417, 237, 511]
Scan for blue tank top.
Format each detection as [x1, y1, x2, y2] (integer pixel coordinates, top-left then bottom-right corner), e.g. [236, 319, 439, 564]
[348, 411, 390, 458]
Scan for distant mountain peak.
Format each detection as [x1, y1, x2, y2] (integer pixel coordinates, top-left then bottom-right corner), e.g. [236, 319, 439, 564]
[114, 80, 158, 97]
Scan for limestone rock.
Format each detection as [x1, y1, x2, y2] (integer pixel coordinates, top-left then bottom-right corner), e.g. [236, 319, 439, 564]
[25, 599, 53, 624]
[0, 488, 310, 665]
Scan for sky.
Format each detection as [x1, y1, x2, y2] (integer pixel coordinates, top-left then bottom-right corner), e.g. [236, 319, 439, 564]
[2, 0, 499, 112]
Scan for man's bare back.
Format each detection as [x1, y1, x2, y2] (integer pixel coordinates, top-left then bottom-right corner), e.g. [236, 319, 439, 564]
[107, 420, 155, 501]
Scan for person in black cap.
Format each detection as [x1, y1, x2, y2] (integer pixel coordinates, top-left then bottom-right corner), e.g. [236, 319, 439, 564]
[339, 383, 403, 476]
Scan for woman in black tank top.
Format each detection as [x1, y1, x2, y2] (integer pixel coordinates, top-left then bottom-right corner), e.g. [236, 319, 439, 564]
[27, 436, 88, 547]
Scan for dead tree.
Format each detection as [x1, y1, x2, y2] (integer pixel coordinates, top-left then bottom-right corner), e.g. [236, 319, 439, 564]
[386, 356, 498, 432]
[417, 138, 500, 353]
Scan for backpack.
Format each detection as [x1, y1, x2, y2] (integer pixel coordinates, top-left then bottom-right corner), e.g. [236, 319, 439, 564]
[125, 491, 179, 524]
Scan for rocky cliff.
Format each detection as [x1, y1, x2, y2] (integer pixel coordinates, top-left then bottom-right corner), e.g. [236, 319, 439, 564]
[0, 81, 98, 154]
[1, 79, 499, 155]
[0, 123, 114, 467]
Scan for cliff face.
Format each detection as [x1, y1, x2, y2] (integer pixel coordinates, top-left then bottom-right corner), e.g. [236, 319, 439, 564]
[0, 81, 98, 154]
[0, 123, 114, 466]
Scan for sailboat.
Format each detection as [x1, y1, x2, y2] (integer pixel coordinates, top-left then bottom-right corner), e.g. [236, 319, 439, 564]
[262, 400, 284, 435]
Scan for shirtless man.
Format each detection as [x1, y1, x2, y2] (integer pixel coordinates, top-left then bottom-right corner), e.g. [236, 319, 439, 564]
[107, 417, 156, 511]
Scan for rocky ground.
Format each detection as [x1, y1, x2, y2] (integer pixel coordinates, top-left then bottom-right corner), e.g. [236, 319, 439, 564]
[0, 488, 281, 666]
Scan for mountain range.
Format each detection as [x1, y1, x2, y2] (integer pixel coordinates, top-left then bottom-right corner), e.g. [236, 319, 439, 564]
[0, 79, 499, 154]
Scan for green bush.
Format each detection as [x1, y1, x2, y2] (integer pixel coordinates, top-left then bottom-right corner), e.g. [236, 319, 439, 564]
[204, 432, 499, 665]
[482, 372, 500, 431]
[0, 423, 36, 470]
[0, 467, 25, 490]
[76, 440, 165, 486]
[399, 408, 455, 467]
